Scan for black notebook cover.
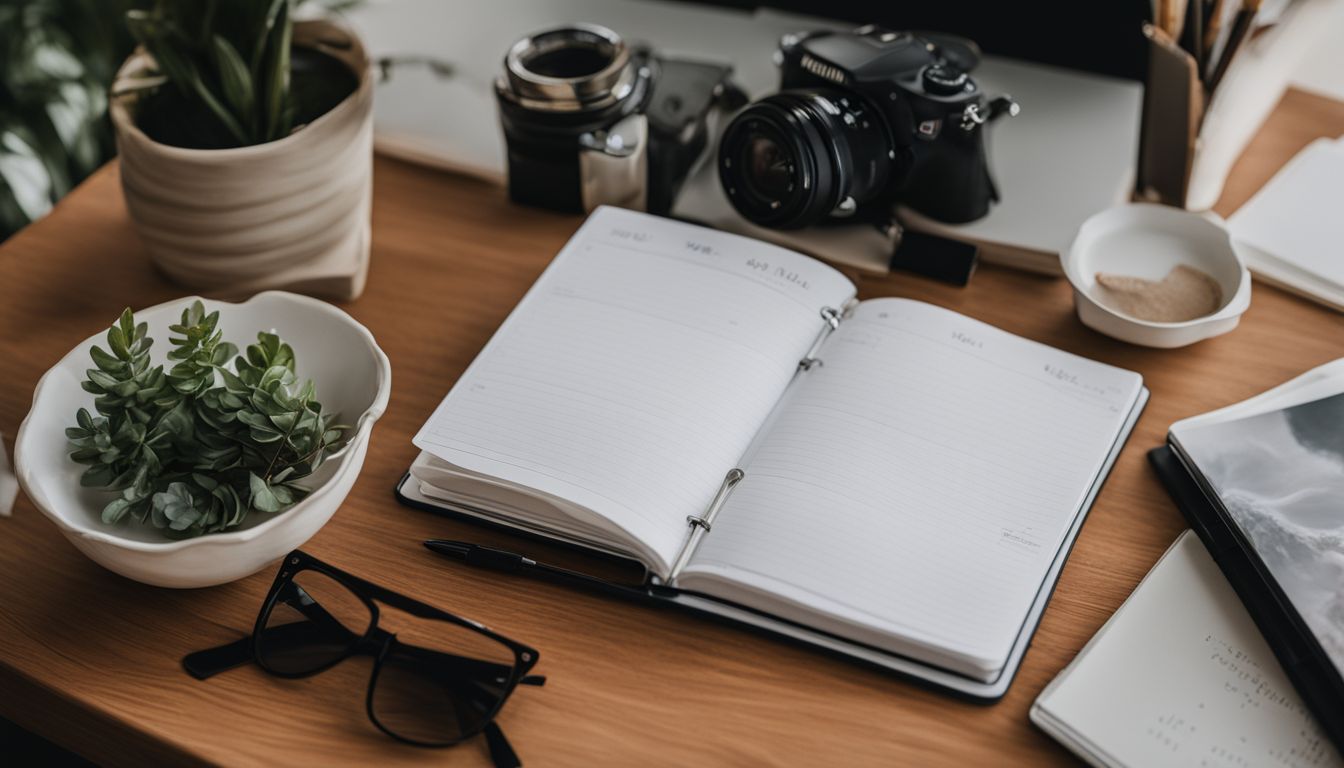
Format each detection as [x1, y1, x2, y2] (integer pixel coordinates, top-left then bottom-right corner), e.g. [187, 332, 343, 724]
[1149, 445, 1344, 752]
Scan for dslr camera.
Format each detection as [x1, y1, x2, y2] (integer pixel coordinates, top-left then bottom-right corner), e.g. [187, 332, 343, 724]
[495, 24, 745, 215]
[718, 26, 1018, 229]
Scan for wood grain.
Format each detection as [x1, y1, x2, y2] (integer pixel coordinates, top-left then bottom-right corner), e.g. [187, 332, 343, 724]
[0, 87, 1341, 767]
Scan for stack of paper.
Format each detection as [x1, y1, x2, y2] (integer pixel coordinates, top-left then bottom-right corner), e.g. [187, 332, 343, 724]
[1228, 136, 1344, 311]
[1032, 531, 1343, 768]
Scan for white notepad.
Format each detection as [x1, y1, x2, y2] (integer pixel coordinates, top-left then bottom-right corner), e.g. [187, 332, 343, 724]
[1229, 136, 1344, 311]
[1032, 531, 1343, 768]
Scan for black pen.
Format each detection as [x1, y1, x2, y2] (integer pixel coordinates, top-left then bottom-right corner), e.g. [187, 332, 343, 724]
[423, 540, 654, 601]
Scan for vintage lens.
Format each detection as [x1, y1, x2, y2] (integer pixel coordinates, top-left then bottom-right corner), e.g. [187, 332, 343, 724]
[256, 569, 374, 676]
[369, 610, 522, 744]
[501, 24, 637, 112]
[719, 89, 892, 229]
[520, 40, 614, 80]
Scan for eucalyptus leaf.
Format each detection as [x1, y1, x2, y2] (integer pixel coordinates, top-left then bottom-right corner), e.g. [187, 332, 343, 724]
[249, 472, 280, 513]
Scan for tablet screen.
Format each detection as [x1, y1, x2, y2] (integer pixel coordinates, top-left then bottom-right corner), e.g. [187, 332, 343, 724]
[1174, 391, 1344, 679]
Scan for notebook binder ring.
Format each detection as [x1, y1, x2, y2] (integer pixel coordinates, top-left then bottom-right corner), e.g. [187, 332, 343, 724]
[821, 306, 841, 329]
[799, 306, 843, 371]
[667, 468, 745, 580]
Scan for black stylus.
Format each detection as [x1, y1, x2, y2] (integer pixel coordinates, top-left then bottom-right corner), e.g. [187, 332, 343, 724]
[422, 540, 654, 601]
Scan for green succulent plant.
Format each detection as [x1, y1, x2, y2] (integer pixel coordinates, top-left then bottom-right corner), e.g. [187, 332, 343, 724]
[66, 300, 347, 537]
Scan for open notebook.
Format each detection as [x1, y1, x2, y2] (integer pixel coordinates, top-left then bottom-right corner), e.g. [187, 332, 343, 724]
[402, 206, 1147, 698]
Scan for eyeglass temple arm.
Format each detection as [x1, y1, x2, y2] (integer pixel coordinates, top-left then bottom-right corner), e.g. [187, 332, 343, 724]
[184, 633, 548, 687]
[183, 590, 358, 682]
[182, 635, 252, 680]
[485, 721, 522, 768]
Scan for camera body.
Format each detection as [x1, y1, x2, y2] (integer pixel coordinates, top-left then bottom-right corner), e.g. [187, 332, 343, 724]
[718, 26, 1016, 229]
[496, 24, 743, 216]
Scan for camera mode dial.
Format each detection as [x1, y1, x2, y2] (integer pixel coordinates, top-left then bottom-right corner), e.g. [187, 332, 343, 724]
[920, 65, 969, 96]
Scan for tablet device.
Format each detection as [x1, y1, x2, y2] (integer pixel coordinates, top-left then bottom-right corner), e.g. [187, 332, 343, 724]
[1150, 371, 1344, 752]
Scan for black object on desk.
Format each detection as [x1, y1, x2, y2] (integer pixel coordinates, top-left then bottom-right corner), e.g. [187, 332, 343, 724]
[424, 540, 654, 602]
[889, 228, 979, 286]
[183, 549, 546, 768]
[1149, 445, 1344, 754]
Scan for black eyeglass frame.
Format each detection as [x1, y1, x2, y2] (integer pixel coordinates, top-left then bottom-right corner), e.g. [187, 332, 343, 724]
[252, 549, 542, 748]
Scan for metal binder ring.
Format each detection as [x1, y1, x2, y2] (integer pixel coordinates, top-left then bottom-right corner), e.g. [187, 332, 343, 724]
[820, 306, 841, 329]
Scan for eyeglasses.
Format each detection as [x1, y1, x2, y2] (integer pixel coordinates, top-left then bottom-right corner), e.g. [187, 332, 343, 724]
[183, 550, 545, 768]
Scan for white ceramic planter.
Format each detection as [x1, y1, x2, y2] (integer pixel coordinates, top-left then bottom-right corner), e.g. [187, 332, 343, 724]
[110, 21, 374, 300]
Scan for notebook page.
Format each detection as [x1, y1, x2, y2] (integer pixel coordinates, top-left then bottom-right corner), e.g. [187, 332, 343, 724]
[1228, 138, 1344, 289]
[1034, 532, 1342, 768]
[682, 298, 1143, 676]
[413, 206, 855, 576]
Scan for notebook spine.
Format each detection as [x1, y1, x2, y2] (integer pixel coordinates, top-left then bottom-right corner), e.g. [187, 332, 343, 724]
[667, 468, 745, 581]
[799, 306, 843, 371]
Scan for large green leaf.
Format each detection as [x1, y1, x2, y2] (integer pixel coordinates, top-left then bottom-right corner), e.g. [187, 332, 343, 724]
[0, 0, 146, 240]
[0, 130, 54, 222]
[210, 35, 254, 131]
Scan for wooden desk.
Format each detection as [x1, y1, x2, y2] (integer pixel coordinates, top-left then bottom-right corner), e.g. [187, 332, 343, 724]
[1, 88, 1341, 767]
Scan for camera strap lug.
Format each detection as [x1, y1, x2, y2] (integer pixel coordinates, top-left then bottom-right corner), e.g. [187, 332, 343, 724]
[959, 95, 1019, 131]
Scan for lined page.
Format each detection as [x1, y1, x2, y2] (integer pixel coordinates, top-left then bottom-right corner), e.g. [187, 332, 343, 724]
[413, 207, 855, 576]
[682, 298, 1143, 677]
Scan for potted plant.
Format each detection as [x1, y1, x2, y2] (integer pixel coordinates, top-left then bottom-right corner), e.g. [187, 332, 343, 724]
[110, 0, 373, 300]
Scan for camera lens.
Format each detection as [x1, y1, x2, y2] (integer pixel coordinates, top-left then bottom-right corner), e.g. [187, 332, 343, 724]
[739, 126, 796, 206]
[500, 24, 638, 113]
[719, 90, 892, 229]
[522, 44, 615, 80]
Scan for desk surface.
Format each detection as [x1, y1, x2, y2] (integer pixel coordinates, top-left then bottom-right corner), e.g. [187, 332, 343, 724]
[1, 88, 1342, 767]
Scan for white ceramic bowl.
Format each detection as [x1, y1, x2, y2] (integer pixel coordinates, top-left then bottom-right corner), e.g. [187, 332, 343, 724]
[1064, 203, 1252, 348]
[14, 292, 391, 588]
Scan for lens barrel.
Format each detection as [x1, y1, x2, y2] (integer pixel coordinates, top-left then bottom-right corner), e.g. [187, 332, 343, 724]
[718, 90, 891, 229]
[500, 24, 638, 113]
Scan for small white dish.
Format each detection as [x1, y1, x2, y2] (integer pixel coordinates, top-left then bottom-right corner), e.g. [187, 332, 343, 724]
[14, 291, 391, 588]
[1064, 203, 1252, 348]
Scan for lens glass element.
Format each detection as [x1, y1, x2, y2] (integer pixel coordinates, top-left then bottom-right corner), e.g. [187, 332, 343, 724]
[369, 608, 521, 744]
[522, 44, 613, 80]
[741, 130, 796, 206]
[719, 90, 893, 229]
[257, 569, 374, 676]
